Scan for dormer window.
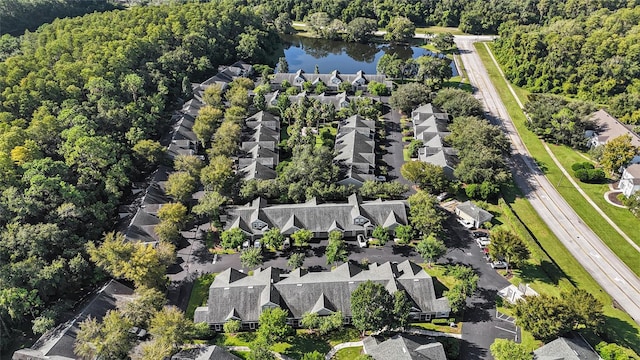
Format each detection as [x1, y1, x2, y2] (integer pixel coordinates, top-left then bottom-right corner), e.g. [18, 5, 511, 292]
[295, 77, 304, 83]
[354, 216, 368, 225]
[252, 220, 267, 230]
[331, 77, 341, 84]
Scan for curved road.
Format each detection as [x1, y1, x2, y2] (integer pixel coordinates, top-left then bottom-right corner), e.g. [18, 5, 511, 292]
[454, 37, 640, 324]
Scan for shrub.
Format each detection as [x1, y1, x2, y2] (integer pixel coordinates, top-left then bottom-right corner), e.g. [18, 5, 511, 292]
[432, 318, 449, 325]
[571, 162, 594, 171]
[408, 140, 423, 158]
[575, 168, 606, 183]
[465, 183, 480, 198]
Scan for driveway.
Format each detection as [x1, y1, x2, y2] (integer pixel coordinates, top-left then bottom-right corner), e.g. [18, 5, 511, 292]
[381, 103, 412, 189]
[440, 217, 519, 360]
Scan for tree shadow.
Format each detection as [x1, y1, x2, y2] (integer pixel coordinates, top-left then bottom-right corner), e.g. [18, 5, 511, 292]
[191, 243, 214, 264]
[391, 244, 415, 257]
[601, 315, 640, 354]
[458, 338, 489, 360]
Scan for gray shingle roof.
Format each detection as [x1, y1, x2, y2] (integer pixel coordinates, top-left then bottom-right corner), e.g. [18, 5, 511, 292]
[272, 70, 391, 89]
[588, 109, 640, 147]
[533, 334, 601, 360]
[172, 345, 241, 360]
[334, 115, 376, 186]
[363, 334, 447, 360]
[12, 280, 134, 360]
[201, 260, 449, 324]
[224, 195, 407, 237]
[456, 201, 493, 225]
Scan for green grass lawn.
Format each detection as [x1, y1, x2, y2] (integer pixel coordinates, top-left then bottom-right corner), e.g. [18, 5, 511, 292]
[230, 351, 250, 359]
[415, 26, 467, 35]
[475, 42, 640, 277]
[412, 321, 462, 334]
[474, 42, 640, 354]
[333, 346, 363, 359]
[186, 273, 216, 319]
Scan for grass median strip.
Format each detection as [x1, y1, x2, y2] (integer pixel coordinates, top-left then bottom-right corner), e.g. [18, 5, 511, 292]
[475, 42, 640, 276]
[473, 43, 640, 353]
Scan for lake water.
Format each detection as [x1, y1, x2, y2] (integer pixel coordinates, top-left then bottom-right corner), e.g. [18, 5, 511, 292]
[279, 34, 458, 76]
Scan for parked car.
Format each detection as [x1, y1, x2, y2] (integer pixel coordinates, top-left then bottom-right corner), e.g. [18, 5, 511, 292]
[437, 192, 451, 202]
[254, 240, 262, 248]
[357, 234, 368, 248]
[242, 241, 250, 249]
[490, 261, 508, 269]
[476, 238, 491, 247]
[457, 218, 475, 229]
[283, 238, 291, 250]
[472, 231, 488, 239]
[375, 175, 386, 182]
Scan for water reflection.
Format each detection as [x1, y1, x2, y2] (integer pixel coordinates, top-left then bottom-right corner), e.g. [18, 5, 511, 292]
[278, 34, 457, 76]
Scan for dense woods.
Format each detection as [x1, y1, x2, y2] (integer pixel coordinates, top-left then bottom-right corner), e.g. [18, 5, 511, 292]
[0, 1, 276, 348]
[494, 7, 640, 122]
[248, 0, 634, 34]
[0, 0, 117, 36]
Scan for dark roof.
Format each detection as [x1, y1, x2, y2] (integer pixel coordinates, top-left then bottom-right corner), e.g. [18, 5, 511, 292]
[224, 195, 408, 237]
[363, 334, 447, 360]
[172, 345, 241, 360]
[588, 109, 640, 147]
[272, 69, 391, 88]
[12, 280, 134, 360]
[533, 334, 601, 360]
[199, 260, 449, 324]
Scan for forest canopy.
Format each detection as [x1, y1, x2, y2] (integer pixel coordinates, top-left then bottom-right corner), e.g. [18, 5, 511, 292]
[0, 0, 276, 349]
[493, 7, 640, 122]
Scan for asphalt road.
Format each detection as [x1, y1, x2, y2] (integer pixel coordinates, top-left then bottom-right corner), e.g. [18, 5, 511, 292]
[381, 103, 412, 188]
[455, 38, 640, 323]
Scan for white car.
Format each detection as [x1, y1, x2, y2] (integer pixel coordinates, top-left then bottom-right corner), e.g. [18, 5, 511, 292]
[490, 261, 507, 269]
[357, 234, 368, 248]
[457, 218, 474, 229]
[476, 238, 491, 248]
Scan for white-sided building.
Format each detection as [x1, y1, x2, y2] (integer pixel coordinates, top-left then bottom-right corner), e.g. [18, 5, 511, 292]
[618, 164, 640, 197]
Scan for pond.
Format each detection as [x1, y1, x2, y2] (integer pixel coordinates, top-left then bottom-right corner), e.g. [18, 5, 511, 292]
[278, 34, 458, 76]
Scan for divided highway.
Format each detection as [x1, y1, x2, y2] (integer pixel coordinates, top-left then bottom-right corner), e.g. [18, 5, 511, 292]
[455, 37, 640, 324]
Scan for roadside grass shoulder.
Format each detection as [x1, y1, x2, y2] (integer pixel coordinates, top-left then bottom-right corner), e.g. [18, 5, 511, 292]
[475, 42, 640, 276]
[186, 273, 216, 319]
[473, 42, 640, 354]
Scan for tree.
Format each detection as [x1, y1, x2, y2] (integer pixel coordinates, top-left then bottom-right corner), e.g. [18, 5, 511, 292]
[157, 202, 188, 228]
[359, 180, 409, 199]
[416, 234, 446, 267]
[389, 83, 432, 113]
[306, 12, 331, 37]
[302, 351, 325, 360]
[384, 16, 415, 43]
[432, 33, 454, 51]
[278, 57, 289, 73]
[371, 226, 390, 245]
[200, 155, 234, 193]
[203, 84, 224, 107]
[394, 224, 414, 245]
[416, 56, 453, 87]
[224, 319, 241, 333]
[490, 339, 533, 360]
[326, 231, 348, 266]
[274, 13, 295, 34]
[351, 281, 393, 335]
[563, 288, 604, 331]
[601, 134, 638, 174]
[173, 154, 204, 177]
[149, 306, 195, 352]
[248, 345, 276, 360]
[401, 161, 449, 193]
[221, 228, 246, 249]
[514, 294, 574, 342]
[291, 228, 313, 247]
[87, 232, 175, 289]
[210, 120, 241, 157]
[192, 191, 227, 220]
[74, 310, 134, 360]
[301, 312, 319, 331]
[226, 86, 249, 109]
[393, 290, 412, 329]
[261, 228, 285, 250]
[488, 228, 530, 272]
[408, 191, 447, 236]
[193, 106, 224, 147]
[367, 81, 390, 96]
[119, 286, 166, 328]
[165, 171, 197, 203]
[256, 307, 292, 345]
[138, 339, 173, 360]
[433, 88, 483, 118]
[288, 252, 306, 269]
[132, 139, 165, 172]
[345, 17, 378, 43]
[121, 73, 145, 102]
[240, 247, 263, 269]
